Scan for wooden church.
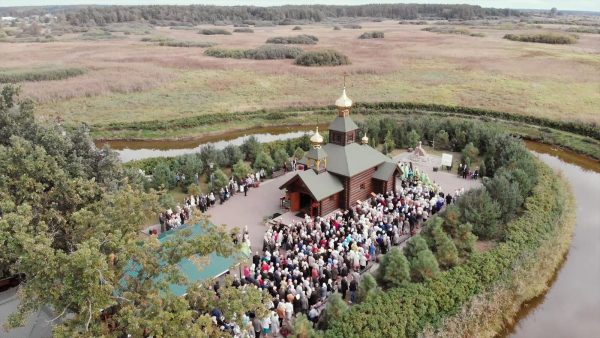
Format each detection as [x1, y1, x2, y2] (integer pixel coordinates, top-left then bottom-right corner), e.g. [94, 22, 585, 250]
[280, 87, 400, 217]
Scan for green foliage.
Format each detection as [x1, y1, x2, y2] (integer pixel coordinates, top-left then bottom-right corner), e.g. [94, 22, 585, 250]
[294, 147, 305, 160]
[434, 129, 450, 150]
[158, 40, 216, 47]
[204, 45, 303, 59]
[357, 273, 379, 303]
[210, 168, 229, 191]
[484, 175, 523, 224]
[0, 67, 86, 83]
[152, 162, 174, 189]
[566, 26, 600, 34]
[454, 222, 477, 258]
[232, 160, 251, 181]
[291, 314, 319, 338]
[176, 154, 204, 187]
[344, 24, 362, 29]
[410, 249, 440, 282]
[407, 129, 421, 148]
[403, 235, 428, 261]
[461, 142, 479, 166]
[359, 31, 384, 39]
[504, 33, 577, 44]
[253, 151, 275, 175]
[383, 130, 395, 154]
[318, 293, 348, 329]
[241, 136, 262, 162]
[457, 188, 502, 240]
[222, 144, 243, 167]
[432, 222, 459, 269]
[266, 34, 318, 44]
[294, 49, 350, 67]
[422, 26, 485, 37]
[272, 146, 289, 169]
[381, 248, 411, 288]
[199, 28, 231, 35]
[233, 28, 254, 33]
[158, 191, 177, 209]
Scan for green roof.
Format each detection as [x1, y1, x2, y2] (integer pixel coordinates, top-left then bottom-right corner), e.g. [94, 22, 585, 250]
[306, 146, 328, 161]
[328, 116, 359, 133]
[323, 142, 390, 177]
[280, 170, 344, 201]
[373, 161, 399, 181]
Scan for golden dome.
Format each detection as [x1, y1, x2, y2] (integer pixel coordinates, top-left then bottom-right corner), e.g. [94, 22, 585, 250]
[361, 133, 369, 145]
[310, 126, 323, 145]
[335, 87, 352, 108]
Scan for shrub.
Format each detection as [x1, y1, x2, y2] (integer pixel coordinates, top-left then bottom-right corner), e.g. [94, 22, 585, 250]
[293, 147, 305, 161]
[484, 175, 523, 224]
[247, 45, 303, 60]
[158, 40, 216, 47]
[232, 160, 252, 181]
[566, 26, 600, 34]
[318, 293, 347, 330]
[292, 26, 302, 31]
[434, 129, 450, 150]
[271, 146, 289, 169]
[266, 34, 318, 44]
[422, 26, 484, 37]
[454, 223, 477, 258]
[210, 168, 229, 191]
[203, 47, 247, 59]
[503, 33, 577, 44]
[152, 162, 174, 190]
[410, 249, 440, 282]
[199, 28, 231, 35]
[344, 24, 362, 29]
[381, 248, 411, 288]
[233, 28, 254, 33]
[333, 26, 341, 30]
[0, 67, 86, 83]
[432, 223, 459, 269]
[253, 151, 274, 175]
[461, 142, 479, 166]
[294, 50, 350, 67]
[457, 188, 502, 240]
[357, 273, 378, 303]
[359, 31, 384, 39]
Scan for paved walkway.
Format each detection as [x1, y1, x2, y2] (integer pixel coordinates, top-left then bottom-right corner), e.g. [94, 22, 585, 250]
[206, 153, 481, 253]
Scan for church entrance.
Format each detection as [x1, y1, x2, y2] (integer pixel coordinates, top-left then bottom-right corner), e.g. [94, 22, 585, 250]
[300, 193, 318, 217]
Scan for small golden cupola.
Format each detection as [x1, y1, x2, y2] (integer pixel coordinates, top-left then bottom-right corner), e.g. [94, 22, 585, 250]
[361, 133, 369, 145]
[307, 126, 328, 174]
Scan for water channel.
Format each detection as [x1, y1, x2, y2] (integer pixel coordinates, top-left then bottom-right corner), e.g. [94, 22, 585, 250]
[99, 131, 600, 337]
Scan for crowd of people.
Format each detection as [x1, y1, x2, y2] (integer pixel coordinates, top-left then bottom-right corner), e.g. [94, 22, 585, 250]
[207, 168, 454, 337]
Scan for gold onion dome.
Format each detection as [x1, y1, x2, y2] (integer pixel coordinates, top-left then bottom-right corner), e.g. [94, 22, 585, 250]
[362, 133, 369, 145]
[335, 87, 353, 108]
[310, 126, 324, 146]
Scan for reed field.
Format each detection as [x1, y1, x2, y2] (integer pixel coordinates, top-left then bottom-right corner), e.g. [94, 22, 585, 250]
[0, 21, 598, 126]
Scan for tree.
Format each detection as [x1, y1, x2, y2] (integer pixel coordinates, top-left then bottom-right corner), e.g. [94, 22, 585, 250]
[293, 147, 305, 161]
[222, 144, 243, 167]
[253, 151, 275, 175]
[177, 154, 204, 188]
[550, 7, 558, 16]
[232, 160, 252, 181]
[152, 162, 174, 190]
[457, 188, 502, 240]
[381, 248, 410, 288]
[454, 222, 477, 259]
[318, 293, 348, 329]
[407, 129, 420, 148]
[403, 235, 428, 260]
[241, 136, 262, 162]
[290, 314, 318, 338]
[432, 222, 459, 269]
[0, 85, 266, 335]
[383, 130, 395, 154]
[484, 175, 523, 224]
[210, 168, 229, 191]
[461, 142, 479, 167]
[410, 249, 440, 282]
[158, 191, 177, 210]
[357, 272, 378, 303]
[434, 129, 450, 150]
[272, 146, 289, 169]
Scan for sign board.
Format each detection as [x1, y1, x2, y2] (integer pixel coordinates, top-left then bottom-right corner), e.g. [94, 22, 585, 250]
[441, 153, 453, 167]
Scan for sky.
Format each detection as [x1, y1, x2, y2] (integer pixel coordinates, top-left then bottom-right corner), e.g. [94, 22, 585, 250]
[0, 1, 598, 12]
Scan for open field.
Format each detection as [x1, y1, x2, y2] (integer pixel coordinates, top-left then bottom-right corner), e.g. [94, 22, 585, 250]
[1, 21, 599, 126]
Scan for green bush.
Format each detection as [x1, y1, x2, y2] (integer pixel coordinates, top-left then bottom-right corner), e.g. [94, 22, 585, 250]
[294, 50, 350, 67]
[266, 34, 318, 44]
[422, 26, 485, 37]
[359, 31, 384, 39]
[503, 33, 577, 44]
[344, 24, 362, 29]
[0, 67, 86, 83]
[199, 28, 231, 35]
[566, 27, 600, 34]
[457, 188, 502, 240]
[357, 273, 379, 303]
[233, 28, 254, 33]
[204, 45, 303, 60]
[158, 40, 216, 47]
[380, 248, 411, 288]
[253, 151, 275, 175]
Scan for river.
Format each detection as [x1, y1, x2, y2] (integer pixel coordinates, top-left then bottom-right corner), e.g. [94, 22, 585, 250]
[101, 131, 600, 337]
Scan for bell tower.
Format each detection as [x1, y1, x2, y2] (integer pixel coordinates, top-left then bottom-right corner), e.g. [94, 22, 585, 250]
[306, 126, 328, 174]
[328, 85, 359, 146]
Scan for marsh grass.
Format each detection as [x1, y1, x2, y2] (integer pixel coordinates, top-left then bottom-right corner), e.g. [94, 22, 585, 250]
[503, 33, 578, 44]
[0, 66, 86, 83]
[266, 34, 318, 44]
[423, 26, 485, 37]
[199, 28, 231, 35]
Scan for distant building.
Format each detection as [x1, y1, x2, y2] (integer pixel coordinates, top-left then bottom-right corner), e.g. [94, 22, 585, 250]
[280, 87, 400, 216]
